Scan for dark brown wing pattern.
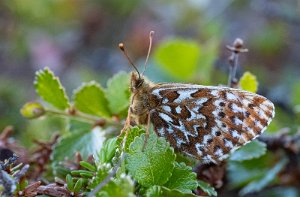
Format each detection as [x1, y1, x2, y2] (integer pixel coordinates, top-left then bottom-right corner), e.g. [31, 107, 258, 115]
[149, 84, 275, 163]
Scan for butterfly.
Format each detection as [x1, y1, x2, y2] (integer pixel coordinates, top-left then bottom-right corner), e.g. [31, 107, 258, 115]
[121, 33, 275, 164]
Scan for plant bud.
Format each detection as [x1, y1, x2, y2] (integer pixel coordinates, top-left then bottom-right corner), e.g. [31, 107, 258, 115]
[20, 102, 45, 119]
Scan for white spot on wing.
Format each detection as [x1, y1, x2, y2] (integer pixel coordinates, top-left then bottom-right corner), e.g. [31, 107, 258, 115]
[214, 148, 223, 157]
[203, 134, 212, 145]
[255, 120, 264, 129]
[195, 143, 204, 156]
[193, 125, 199, 133]
[212, 109, 220, 118]
[194, 98, 209, 106]
[175, 137, 186, 148]
[187, 110, 206, 121]
[218, 154, 229, 161]
[257, 110, 268, 120]
[231, 103, 243, 113]
[159, 113, 173, 123]
[226, 92, 237, 100]
[231, 130, 240, 138]
[224, 139, 234, 148]
[210, 90, 219, 96]
[234, 117, 243, 125]
[162, 105, 171, 112]
[162, 98, 168, 104]
[242, 99, 251, 107]
[166, 127, 174, 134]
[152, 89, 161, 96]
[157, 128, 165, 136]
[203, 155, 216, 163]
[175, 106, 182, 113]
[211, 127, 219, 136]
[249, 117, 264, 129]
[174, 89, 198, 103]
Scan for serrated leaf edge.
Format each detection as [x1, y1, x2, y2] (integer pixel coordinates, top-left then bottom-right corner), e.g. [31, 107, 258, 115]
[72, 80, 111, 117]
[34, 67, 70, 109]
[126, 133, 176, 187]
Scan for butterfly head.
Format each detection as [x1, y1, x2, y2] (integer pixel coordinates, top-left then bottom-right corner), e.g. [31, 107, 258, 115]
[130, 71, 144, 90]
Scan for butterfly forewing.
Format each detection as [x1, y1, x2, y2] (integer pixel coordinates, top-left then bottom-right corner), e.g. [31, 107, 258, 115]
[149, 84, 275, 163]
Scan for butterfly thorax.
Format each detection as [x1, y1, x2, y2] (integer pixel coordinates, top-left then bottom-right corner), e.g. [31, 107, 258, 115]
[130, 72, 157, 125]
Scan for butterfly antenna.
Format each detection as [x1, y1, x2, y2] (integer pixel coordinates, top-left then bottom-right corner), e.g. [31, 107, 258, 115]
[119, 43, 141, 79]
[142, 31, 154, 76]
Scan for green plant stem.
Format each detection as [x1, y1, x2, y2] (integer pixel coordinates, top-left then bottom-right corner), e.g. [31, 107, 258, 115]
[46, 109, 110, 124]
[88, 135, 127, 197]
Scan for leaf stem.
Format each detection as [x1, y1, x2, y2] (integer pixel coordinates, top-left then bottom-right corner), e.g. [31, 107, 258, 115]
[45, 108, 110, 124]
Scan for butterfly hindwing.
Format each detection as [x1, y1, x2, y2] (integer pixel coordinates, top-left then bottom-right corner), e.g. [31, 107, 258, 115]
[149, 84, 275, 163]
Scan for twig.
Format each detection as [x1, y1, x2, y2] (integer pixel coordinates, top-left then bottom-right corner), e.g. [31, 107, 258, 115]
[226, 38, 248, 88]
[258, 128, 300, 153]
[0, 170, 16, 196]
[0, 126, 13, 141]
[13, 164, 29, 181]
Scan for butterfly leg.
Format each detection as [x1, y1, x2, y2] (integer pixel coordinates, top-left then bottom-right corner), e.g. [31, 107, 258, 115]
[118, 107, 132, 138]
[142, 113, 151, 151]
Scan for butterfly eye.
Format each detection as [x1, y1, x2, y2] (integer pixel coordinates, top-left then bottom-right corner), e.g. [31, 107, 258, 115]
[136, 79, 144, 88]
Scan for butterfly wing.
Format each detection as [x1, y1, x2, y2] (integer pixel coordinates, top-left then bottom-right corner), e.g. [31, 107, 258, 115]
[149, 84, 275, 163]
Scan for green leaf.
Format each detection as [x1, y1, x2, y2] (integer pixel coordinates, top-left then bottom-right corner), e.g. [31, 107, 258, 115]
[79, 161, 96, 172]
[227, 154, 271, 188]
[19, 179, 28, 191]
[250, 24, 286, 56]
[71, 169, 94, 178]
[292, 81, 300, 106]
[88, 165, 135, 197]
[66, 174, 74, 191]
[87, 163, 111, 190]
[258, 187, 299, 197]
[164, 162, 198, 193]
[116, 126, 145, 152]
[154, 39, 200, 80]
[106, 72, 130, 115]
[239, 71, 258, 93]
[96, 175, 135, 197]
[73, 81, 111, 117]
[98, 137, 118, 164]
[67, 119, 91, 133]
[73, 178, 83, 193]
[240, 158, 288, 195]
[197, 39, 219, 84]
[79, 172, 94, 178]
[198, 180, 217, 197]
[126, 132, 176, 187]
[146, 185, 163, 197]
[146, 186, 199, 197]
[229, 140, 267, 161]
[34, 67, 70, 109]
[52, 126, 106, 173]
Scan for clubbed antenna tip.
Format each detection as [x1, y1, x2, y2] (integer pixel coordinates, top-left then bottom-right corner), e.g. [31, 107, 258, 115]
[119, 43, 125, 51]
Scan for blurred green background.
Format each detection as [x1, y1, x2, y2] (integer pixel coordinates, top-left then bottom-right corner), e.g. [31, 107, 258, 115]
[0, 0, 299, 161]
